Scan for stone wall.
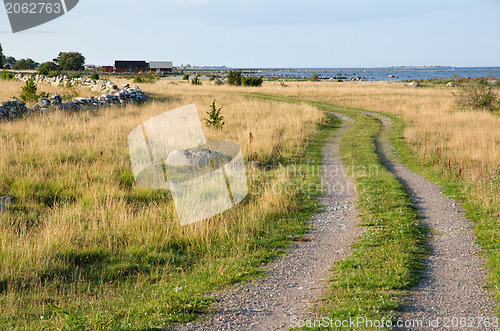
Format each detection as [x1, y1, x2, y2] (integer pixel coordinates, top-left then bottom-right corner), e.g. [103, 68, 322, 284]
[0, 75, 149, 121]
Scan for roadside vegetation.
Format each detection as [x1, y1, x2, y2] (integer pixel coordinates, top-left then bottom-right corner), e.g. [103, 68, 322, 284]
[259, 80, 500, 320]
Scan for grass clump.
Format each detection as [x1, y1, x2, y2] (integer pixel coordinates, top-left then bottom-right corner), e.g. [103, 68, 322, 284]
[455, 83, 499, 112]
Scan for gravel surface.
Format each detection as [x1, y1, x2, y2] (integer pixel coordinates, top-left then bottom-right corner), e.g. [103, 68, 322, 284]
[366, 112, 497, 330]
[169, 112, 361, 331]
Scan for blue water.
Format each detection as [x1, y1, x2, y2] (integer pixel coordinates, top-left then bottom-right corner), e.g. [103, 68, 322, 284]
[243, 67, 500, 81]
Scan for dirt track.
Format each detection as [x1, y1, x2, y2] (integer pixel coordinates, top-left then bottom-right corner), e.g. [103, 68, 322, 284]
[171, 112, 361, 330]
[367, 112, 496, 330]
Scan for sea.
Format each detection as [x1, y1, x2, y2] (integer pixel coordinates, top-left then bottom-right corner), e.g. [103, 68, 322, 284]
[241, 67, 500, 81]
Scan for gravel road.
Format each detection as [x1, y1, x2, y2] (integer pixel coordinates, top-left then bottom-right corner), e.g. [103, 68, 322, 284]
[169, 112, 361, 331]
[366, 112, 497, 330]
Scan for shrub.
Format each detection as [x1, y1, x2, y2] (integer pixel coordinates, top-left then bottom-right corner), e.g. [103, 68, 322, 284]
[91, 72, 99, 80]
[204, 100, 225, 131]
[310, 74, 320, 82]
[48, 70, 61, 78]
[227, 70, 242, 86]
[191, 75, 202, 85]
[1, 70, 14, 80]
[18, 76, 50, 101]
[133, 73, 157, 84]
[38, 61, 58, 75]
[242, 76, 263, 87]
[183, 73, 190, 80]
[456, 84, 499, 112]
[19, 77, 39, 101]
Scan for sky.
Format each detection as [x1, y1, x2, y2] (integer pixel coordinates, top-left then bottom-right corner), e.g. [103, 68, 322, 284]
[1, 0, 499, 68]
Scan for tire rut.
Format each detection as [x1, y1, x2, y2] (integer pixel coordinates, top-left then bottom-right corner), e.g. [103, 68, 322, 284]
[169, 112, 361, 330]
[363, 111, 497, 330]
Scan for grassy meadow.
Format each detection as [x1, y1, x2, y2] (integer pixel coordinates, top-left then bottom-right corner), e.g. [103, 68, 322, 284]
[0, 78, 326, 330]
[1, 76, 499, 329]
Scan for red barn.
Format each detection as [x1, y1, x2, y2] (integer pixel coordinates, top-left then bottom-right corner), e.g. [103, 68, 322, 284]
[102, 66, 113, 73]
[115, 60, 148, 74]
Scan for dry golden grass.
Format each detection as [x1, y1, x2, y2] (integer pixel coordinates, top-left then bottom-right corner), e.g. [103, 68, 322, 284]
[0, 79, 325, 329]
[259, 80, 500, 181]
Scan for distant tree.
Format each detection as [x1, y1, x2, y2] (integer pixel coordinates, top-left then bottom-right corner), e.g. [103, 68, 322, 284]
[12, 58, 38, 70]
[0, 44, 4, 68]
[5, 56, 16, 65]
[310, 74, 320, 82]
[227, 70, 242, 86]
[54, 52, 85, 71]
[38, 61, 58, 75]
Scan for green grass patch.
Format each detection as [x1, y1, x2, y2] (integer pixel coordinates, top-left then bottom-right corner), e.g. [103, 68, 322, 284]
[314, 107, 427, 330]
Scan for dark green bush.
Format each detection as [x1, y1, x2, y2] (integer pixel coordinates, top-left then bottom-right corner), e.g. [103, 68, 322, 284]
[91, 73, 99, 80]
[183, 73, 190, 80]
[242, 76, 263, 87]
[37, 61, 58, 75]
[227, 70, 242, 86]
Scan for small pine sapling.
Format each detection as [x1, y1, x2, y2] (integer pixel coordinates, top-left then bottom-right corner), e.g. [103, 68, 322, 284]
[204, 100, 225, 131]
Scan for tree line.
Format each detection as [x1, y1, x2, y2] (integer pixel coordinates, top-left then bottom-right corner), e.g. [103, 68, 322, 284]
[0, 43, 85, 73]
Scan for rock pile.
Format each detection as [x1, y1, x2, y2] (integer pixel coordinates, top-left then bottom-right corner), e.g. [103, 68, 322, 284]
[0, 76, 149, 121]
[0, 99, 30, 120]
[15, 74, 131, 95]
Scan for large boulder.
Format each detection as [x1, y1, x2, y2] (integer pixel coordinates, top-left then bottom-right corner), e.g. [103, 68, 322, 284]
[446, 81, 458, 87]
